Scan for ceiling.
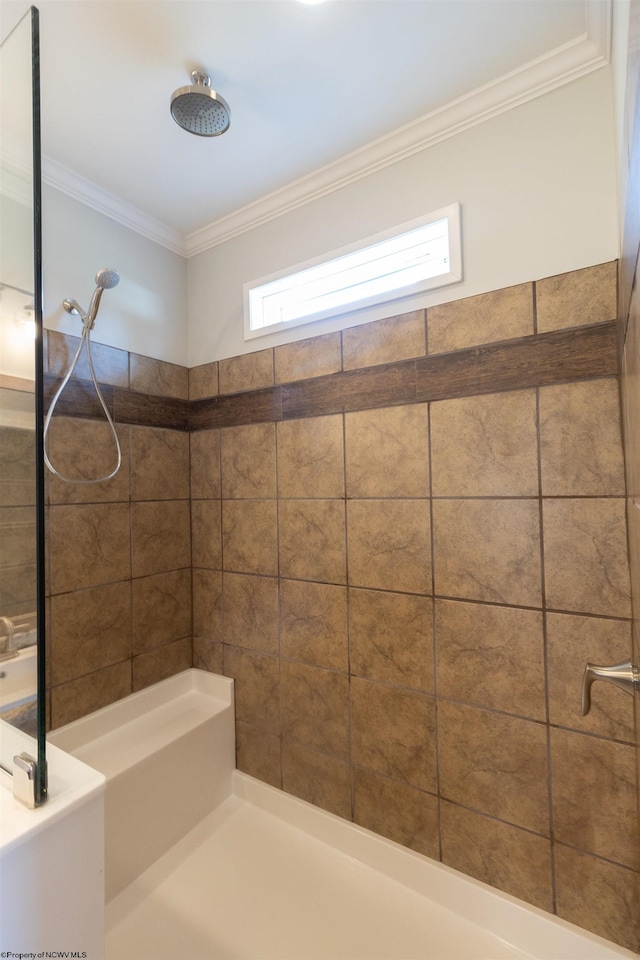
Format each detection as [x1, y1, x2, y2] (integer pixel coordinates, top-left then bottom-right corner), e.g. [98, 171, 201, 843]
[1, 0, 610, 255]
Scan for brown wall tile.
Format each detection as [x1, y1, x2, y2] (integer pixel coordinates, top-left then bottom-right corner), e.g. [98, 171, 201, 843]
[49, 502, 131, 594]
[345, 404, 429, 498]
[1, 562, 37, 616]
[191, 499, 222, 570]
[540, 379, 625, 496]
[438, 700, 549, 834]
[219, 349, 274, 395]
[351, 678, 437, 792]
[222, 500, 278, 576]
[46, 419, 129, 503]
[190, 429, 220, 499]
[192, 568, 222, 641]
[191, 387, 282, 432]
[48, 331, 129, 388]
[435, 599, 545, 719]
[342, 310, 426, 370]
[132, 636, 192, 692]
[50, 581, 131, 684]
[282, 360, 416, 421]
[277, 415, 344, 498]
[0, 425, 35, 508]
[282, 741, 351, 819]
[427, 283, 533, 354]
[349, 588, 433, 691]
[353, 767, 439, 859]
[193, 636, 224, 674]
[275, 332, 342, 384]
[130, 426, 190, 500]
[189, 361, 219, 401]
[347, 500, 431, 594]
[441, 802, 552, 911]
[132, 568, 191, 654]
[224, 645, 280, 733]
[554, 845, 640, 954]
[236, 721, 282, 788]
[129, 354, 188, 399]
[0, 506, 36, 567]
[113, 388, 189, 431]
[536, 262, 617, 334]
[51, 660, 132, 729]
[281, 660, 349, 759]
[223, 572, 279, 654]
[280, 579, 347, 671]
[543, 499, 631, 617]
[279, 500, 346, 584]
[551, 728, 639, 868]
[221, 422, 276, 499]
[416, 324, 617, 404]
[433, 499, 541, 607]
[430, 390, 538, 497]
[131, 500, 191, 578]
[622, 286, 640, 501]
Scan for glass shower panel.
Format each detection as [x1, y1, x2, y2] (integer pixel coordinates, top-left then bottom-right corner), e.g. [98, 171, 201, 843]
[0, 6, 46, 803]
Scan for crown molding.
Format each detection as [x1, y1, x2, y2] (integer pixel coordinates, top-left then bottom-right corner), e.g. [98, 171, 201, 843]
[36, 0, 611, 260]
[186, 7, 611, 256]
[40, 155, 187, 256]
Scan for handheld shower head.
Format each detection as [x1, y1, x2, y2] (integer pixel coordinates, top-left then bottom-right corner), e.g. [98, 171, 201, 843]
[87, 267, 120, 324]
[95, 268, 120, 290]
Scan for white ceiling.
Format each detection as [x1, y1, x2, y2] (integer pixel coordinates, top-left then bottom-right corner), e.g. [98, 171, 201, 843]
[2, 0, 611, 255]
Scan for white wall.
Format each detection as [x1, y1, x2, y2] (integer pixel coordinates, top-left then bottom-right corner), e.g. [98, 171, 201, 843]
[187, 66, 620, 366]
[43, 186, 188, 365]
[611, 0, 631, 236]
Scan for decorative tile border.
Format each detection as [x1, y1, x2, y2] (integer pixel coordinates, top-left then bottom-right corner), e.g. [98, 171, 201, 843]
[191, 322, 618, 431]
[43, 319, 618, 433]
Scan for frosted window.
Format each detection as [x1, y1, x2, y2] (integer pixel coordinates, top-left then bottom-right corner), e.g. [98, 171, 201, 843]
[245, 203, 462, 339]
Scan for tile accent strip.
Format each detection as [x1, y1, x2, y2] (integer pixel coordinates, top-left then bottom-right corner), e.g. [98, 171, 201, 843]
[43, 321, 617, 433]
[192, 322, 617, 431]
[44, 373, 189, 431]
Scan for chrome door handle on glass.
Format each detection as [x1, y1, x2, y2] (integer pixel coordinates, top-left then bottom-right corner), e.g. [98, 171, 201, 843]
[581, 660, 640, 715]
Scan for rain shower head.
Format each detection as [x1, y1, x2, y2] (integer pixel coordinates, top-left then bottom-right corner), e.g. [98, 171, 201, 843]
[170, 71, 230, 137]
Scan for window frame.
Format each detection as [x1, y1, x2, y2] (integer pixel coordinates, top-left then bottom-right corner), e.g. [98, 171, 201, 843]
[243, 202, 462, 341]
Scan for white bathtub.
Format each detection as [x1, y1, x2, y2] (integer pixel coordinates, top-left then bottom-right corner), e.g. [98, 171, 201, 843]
[49, 668, 635, 960]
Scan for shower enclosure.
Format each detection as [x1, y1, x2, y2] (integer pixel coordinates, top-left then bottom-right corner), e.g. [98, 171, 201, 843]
[0, 5, 47, 805]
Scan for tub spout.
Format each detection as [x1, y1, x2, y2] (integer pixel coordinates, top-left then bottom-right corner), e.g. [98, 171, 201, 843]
[581, 660, 640, 715]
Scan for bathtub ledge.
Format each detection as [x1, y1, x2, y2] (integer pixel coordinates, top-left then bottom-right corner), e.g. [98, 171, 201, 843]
[232, 770, 636, 960]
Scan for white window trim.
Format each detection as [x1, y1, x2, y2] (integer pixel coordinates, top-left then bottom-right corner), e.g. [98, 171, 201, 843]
[243, 202, 462, 341]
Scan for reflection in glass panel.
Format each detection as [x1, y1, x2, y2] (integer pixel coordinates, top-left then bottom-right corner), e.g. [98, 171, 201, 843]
[0, 6, 44, 798]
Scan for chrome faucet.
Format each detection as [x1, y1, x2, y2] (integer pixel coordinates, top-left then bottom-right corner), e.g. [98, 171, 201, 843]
[581, 660, 640, 715]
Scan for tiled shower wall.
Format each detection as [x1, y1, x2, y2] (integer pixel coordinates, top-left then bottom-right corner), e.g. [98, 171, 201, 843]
[190, 260, 639, 952]
[43, 334, 193, 726]
[44, 261, 639, 950]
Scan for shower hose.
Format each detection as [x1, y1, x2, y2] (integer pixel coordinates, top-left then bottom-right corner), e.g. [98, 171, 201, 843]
[43, 320, 121, 484]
